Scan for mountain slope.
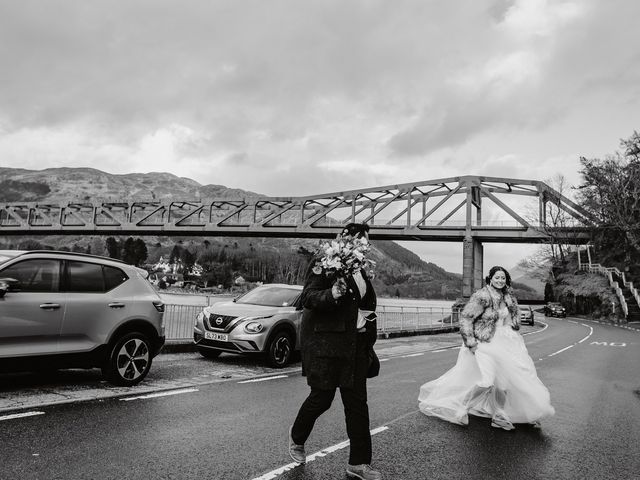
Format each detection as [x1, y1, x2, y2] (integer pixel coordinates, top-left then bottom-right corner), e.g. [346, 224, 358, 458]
[0, 167, 463, 298]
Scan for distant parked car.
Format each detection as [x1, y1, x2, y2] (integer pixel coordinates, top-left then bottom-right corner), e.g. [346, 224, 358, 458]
[0, 250, 165, 386]
[520, 306, 535, 325]
[193, 283, 302, 367]
[545, 302, 567, 318]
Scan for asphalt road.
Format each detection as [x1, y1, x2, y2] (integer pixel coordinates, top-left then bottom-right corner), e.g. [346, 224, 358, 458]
[1, 317, 639, 480]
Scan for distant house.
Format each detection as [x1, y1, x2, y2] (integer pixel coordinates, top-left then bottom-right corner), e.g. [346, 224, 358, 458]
[151, 255, 202, 277]
[152, 256, 174, 274]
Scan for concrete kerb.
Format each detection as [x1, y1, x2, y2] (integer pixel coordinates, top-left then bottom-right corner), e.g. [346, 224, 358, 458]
[160, 325, 461, 354]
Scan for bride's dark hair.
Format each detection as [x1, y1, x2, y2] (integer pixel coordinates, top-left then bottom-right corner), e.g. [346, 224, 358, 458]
[485, 265, 512, 288]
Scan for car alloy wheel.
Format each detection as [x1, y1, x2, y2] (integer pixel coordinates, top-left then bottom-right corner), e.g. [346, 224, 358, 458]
[103, 332, 152, 386]
[267, 332, 292, 368]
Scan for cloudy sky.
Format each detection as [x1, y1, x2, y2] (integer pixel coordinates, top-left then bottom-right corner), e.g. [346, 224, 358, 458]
[1, 0, 638, 273]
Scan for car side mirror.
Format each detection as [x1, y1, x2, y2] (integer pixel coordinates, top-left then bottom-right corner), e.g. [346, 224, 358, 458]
[0, 278, 18, 297]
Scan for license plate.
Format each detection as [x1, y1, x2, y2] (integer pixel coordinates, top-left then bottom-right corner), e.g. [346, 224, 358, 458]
[204, 332, 229, 341]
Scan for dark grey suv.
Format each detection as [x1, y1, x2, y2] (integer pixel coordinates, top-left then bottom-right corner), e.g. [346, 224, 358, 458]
[0, 250, 165, 386]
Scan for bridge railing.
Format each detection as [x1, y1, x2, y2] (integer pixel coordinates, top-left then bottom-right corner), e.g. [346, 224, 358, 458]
[163, 303, 461, 342]
[579, 264, 629, 318]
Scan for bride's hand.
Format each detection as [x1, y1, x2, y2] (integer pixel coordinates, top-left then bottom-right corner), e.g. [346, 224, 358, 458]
[466, 341, 478, 354]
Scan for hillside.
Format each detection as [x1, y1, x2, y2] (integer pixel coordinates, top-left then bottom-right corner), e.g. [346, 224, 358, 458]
[0, 167, 465, 299]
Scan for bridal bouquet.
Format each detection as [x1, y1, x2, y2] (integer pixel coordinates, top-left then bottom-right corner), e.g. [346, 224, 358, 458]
[312, 233, 376, 278]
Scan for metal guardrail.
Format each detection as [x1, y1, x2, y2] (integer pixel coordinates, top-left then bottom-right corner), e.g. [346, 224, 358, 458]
[163, 303, 461, 342]
[164, 304, 203, 341]
[579, 264, 631, 318]
[376, 305, 461, 334]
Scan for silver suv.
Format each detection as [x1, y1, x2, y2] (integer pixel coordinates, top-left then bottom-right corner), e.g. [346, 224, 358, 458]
[0, 250, 165, 386]
[194, 283, 302, 367]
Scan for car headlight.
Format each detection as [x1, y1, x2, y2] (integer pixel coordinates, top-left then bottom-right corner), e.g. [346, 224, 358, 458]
[195, 311, 204, 327]
[241, 315, 273, 334]
[244, 322, 264, 333]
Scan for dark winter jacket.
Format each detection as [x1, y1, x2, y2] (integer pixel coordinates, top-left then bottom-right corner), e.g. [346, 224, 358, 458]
[299, 262, 377, 390]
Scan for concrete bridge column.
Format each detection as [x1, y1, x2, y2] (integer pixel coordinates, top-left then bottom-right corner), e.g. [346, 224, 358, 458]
[463, 236, 484, 297]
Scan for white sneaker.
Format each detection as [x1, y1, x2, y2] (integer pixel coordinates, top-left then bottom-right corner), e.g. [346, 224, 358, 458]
[491, 412, 515, 431]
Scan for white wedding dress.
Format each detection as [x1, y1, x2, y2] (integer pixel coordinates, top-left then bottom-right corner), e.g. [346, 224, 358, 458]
[418, 304, 555, 427]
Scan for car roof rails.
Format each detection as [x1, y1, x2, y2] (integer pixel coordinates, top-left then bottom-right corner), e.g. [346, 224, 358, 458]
[16, 250, 129, 265]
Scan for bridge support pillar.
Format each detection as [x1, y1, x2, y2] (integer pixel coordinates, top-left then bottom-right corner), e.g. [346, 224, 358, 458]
[463, 237, 484, 297]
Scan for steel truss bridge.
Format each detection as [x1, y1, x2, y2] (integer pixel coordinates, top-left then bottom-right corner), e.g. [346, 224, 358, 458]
[0, 175, 596, 296]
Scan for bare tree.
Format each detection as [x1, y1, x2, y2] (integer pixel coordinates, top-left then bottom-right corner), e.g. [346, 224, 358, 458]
[577, 131, 640, 266]
[520, 174, 582, 279]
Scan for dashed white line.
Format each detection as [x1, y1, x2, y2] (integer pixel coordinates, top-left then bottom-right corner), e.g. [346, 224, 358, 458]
[120, 387, 199, 401]
[400, 353, 424, 358]
[238, 375, 288, 384]
[0, 411, 45, 421]
[250, 426, 389, 480]
[540, 319, 593, 361]
[548, 344, 575, 357]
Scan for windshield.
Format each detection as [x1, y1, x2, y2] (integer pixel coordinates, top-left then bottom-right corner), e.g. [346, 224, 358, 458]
[236, 286, 301, 307]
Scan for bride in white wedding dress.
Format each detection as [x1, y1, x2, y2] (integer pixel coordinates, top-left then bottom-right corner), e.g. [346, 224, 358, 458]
[418, 266, 555, 430]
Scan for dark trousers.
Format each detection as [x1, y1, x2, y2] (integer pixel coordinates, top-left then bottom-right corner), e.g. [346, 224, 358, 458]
[291, 334, 371, 465]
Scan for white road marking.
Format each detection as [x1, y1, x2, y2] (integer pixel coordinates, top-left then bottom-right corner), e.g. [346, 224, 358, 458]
[379, 358, 390, 362]
[0, 411, 45, 421]
[522, 320, 549, 336]
[578, 325, 594, 343]
[400, 353, 424, 358]
[250, 426, 389, 480]
[238, 375, 288, 384]
[538, 321, 596, 361]
[119, 387, 198, 401]
[548, 344, 574, 357]
[547, 323, 594, 357]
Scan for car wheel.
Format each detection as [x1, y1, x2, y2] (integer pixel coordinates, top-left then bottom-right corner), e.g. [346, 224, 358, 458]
[198, 347, 222, 359]
[102, 332, 152, 387]
[266, 331, 293, 368]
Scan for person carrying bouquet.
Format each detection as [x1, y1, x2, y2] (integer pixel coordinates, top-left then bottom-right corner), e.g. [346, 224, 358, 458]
[288, 222, 381, 480]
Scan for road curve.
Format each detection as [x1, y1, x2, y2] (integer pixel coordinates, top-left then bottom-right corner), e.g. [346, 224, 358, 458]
[0, 317, 638, 480]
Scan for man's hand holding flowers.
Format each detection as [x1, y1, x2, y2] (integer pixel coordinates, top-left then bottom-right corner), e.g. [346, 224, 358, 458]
[331, 277, 348, 299]
[314, 232, 375, 281]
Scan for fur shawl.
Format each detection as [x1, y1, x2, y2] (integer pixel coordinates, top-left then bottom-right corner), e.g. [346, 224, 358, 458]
[459, 285, 520, 346]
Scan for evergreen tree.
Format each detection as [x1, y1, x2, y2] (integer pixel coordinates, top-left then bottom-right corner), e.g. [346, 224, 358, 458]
[182, 249, 196, 275]
[133, 238, 148, 266]
[169, 245, 183, 265]
[122, 237, 136, 265]
[105, 237, 120, 259]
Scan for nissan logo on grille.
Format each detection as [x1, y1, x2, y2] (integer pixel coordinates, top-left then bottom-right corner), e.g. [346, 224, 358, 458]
[215, 317, 224, 326]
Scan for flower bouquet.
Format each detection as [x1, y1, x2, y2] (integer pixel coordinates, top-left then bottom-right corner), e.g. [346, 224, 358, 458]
[312, 233, 376, 278]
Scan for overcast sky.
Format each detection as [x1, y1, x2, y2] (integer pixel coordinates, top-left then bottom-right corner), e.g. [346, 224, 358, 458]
[1, 0, 638, 274]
